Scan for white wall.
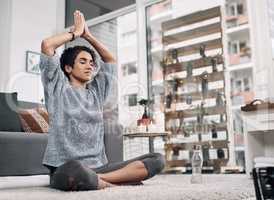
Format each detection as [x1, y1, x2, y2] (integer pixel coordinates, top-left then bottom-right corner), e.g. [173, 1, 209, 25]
[0, 0, 12, 92]
[247, 0, 274, 100]
[0, 0, 65, 102]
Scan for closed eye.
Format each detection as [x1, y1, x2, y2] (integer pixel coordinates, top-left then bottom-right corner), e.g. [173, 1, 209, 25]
[79, 58, 94, 66]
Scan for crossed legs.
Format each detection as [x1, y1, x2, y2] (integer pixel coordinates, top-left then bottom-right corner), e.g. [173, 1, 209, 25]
[49, 153, 165, 191]
[97, 160, 148, 187]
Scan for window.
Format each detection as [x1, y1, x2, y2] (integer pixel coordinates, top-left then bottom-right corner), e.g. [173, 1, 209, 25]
[267, 0, 274, 57]
[229, 4, 236, 16]
[229, 41, 239, 54]
[229, 40, 248, 55]
[239, 42, 247, 52]
[233, 78, 250, 93]
[237, 4, 244, 15]
[122, 30, 136, 40]
[243, 78, 250, 91]
[228, 3, 244, 17]
[65, 0, 136, 27]
[235, 80, 242, 93]
[124, 94, 137, 107]
[122, 62, 137, 76]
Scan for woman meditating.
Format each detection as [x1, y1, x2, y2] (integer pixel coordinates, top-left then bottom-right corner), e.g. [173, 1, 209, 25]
[40, 10, 165, 191]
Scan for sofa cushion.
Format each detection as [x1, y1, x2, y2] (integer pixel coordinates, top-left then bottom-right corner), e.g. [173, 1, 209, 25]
[18, 107, 49, 133]
[0, 92, 22, 132]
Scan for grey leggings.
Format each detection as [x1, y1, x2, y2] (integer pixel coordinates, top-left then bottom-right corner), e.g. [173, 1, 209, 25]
[46, 153, 165, 191]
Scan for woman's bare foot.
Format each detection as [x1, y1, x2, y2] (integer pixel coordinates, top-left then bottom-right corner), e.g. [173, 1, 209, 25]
[98, 178, 116, 189]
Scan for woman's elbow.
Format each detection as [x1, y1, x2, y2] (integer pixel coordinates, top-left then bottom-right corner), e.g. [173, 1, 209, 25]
[41, 39, 54, 56]
[106, 57, 116, 64]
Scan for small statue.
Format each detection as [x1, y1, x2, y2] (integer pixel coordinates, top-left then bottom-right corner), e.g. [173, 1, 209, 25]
[211, 57, 218, 72]
[211, 124, 218, 138]
[164, 50, 173, 65]
[186, 62, 193, 78]
[199, 71, 209, 99]
[220, 114, 224, 123]
[217, 148, 225, 159]
[186, 95, 192, 105]
[182, 126, 190, 137]
[166, 92, 173, 109]
[171, 49, 179, 64]
[172, 78, 181, 92]
[216, 92, 224, 107]
[196, 102, 206, 124]
[199, 44, 206, 58]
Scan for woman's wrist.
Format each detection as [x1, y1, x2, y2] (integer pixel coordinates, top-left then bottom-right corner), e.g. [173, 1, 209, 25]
[83, 33, 95, 41]
[68, 31, 82, 41]
[72, 30, 82, 38]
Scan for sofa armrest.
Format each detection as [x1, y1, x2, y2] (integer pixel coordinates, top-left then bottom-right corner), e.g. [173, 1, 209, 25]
[104, 123, 124, 164]
[0, 131, 49, 176]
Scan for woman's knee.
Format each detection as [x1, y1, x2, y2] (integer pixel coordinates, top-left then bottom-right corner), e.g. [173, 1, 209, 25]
[50, 160, 98, 191]
[142, 153, 166, 179]
[153, 153, 166, 172]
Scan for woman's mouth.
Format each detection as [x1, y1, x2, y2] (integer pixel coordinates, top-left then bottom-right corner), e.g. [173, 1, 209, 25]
[85, 71, 92, 75]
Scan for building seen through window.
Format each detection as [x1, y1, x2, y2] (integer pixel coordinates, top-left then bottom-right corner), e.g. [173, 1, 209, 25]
[122, 62, 137, 76]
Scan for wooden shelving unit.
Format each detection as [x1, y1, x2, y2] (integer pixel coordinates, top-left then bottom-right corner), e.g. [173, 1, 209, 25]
[161, 6, 229, 173]
[164, 55, 224, 74]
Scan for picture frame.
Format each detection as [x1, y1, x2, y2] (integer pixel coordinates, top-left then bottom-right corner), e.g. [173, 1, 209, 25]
[26, 50, 41, 74]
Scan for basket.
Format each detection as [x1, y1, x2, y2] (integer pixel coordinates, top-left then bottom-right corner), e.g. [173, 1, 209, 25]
[252, 167, 274, 200]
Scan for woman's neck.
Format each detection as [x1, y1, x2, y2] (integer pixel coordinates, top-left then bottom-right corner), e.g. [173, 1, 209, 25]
[69, 78, 87, 89]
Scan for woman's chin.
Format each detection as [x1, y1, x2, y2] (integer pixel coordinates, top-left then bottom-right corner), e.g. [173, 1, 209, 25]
[83, 75, 92, 81]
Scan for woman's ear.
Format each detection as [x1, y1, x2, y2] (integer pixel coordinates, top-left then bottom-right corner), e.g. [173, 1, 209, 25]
[65, 65, 72, 74]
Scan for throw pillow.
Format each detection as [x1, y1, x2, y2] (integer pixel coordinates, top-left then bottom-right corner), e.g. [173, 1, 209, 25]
[0, 92, 22, 132]
[18, 107, 49, 133]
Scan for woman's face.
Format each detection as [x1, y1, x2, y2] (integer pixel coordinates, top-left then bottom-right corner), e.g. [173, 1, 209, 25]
[67, 50, 95, 82]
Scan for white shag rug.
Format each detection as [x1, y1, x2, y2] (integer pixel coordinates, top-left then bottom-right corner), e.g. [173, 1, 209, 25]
[0, 174, 255, 200]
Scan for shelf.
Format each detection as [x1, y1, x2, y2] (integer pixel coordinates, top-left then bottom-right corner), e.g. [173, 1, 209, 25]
[163, 38, 223, 58]
[162, 6, 221, 31]
[166, 159, 228, 167]
[165, 122, 227, 132]
[163, 22, 222, 45]
[162, 6, 228, 172]
[166, 71, 225, 86]
[165, 105, 226, 119]
[165, 140, 229, 150]
[166, 160, 188, 167]
[172, 88, 225, 102]
[164, 55, 223, 75]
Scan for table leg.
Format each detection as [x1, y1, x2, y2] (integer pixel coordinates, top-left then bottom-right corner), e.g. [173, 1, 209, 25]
[149, 137, 154, 153]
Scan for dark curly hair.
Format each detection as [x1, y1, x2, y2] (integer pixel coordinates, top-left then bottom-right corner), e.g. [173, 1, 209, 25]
[60, 46, 96, 80]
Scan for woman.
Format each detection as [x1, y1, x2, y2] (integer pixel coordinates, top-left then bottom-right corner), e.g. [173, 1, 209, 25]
[40, 10, 165, 191]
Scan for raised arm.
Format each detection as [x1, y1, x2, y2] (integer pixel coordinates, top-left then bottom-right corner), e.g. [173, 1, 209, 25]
[81, 18, 116, 64]
[41, 10, 85, 56]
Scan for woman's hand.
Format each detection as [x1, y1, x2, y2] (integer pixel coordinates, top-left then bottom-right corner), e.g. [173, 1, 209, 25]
[81, 14, 93, 39]
[82, 22, 92, 39]
[72, 10, 85, 38]
[41, 10, 86, 56]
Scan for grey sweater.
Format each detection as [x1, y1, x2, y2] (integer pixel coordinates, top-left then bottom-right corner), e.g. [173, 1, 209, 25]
[39, 53, 114, 168]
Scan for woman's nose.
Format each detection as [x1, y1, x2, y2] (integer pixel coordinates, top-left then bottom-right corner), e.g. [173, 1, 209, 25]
[86, 64, 93, 70]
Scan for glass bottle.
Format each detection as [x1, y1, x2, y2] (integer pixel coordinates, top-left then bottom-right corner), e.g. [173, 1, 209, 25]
[191, 145, 203, 184]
